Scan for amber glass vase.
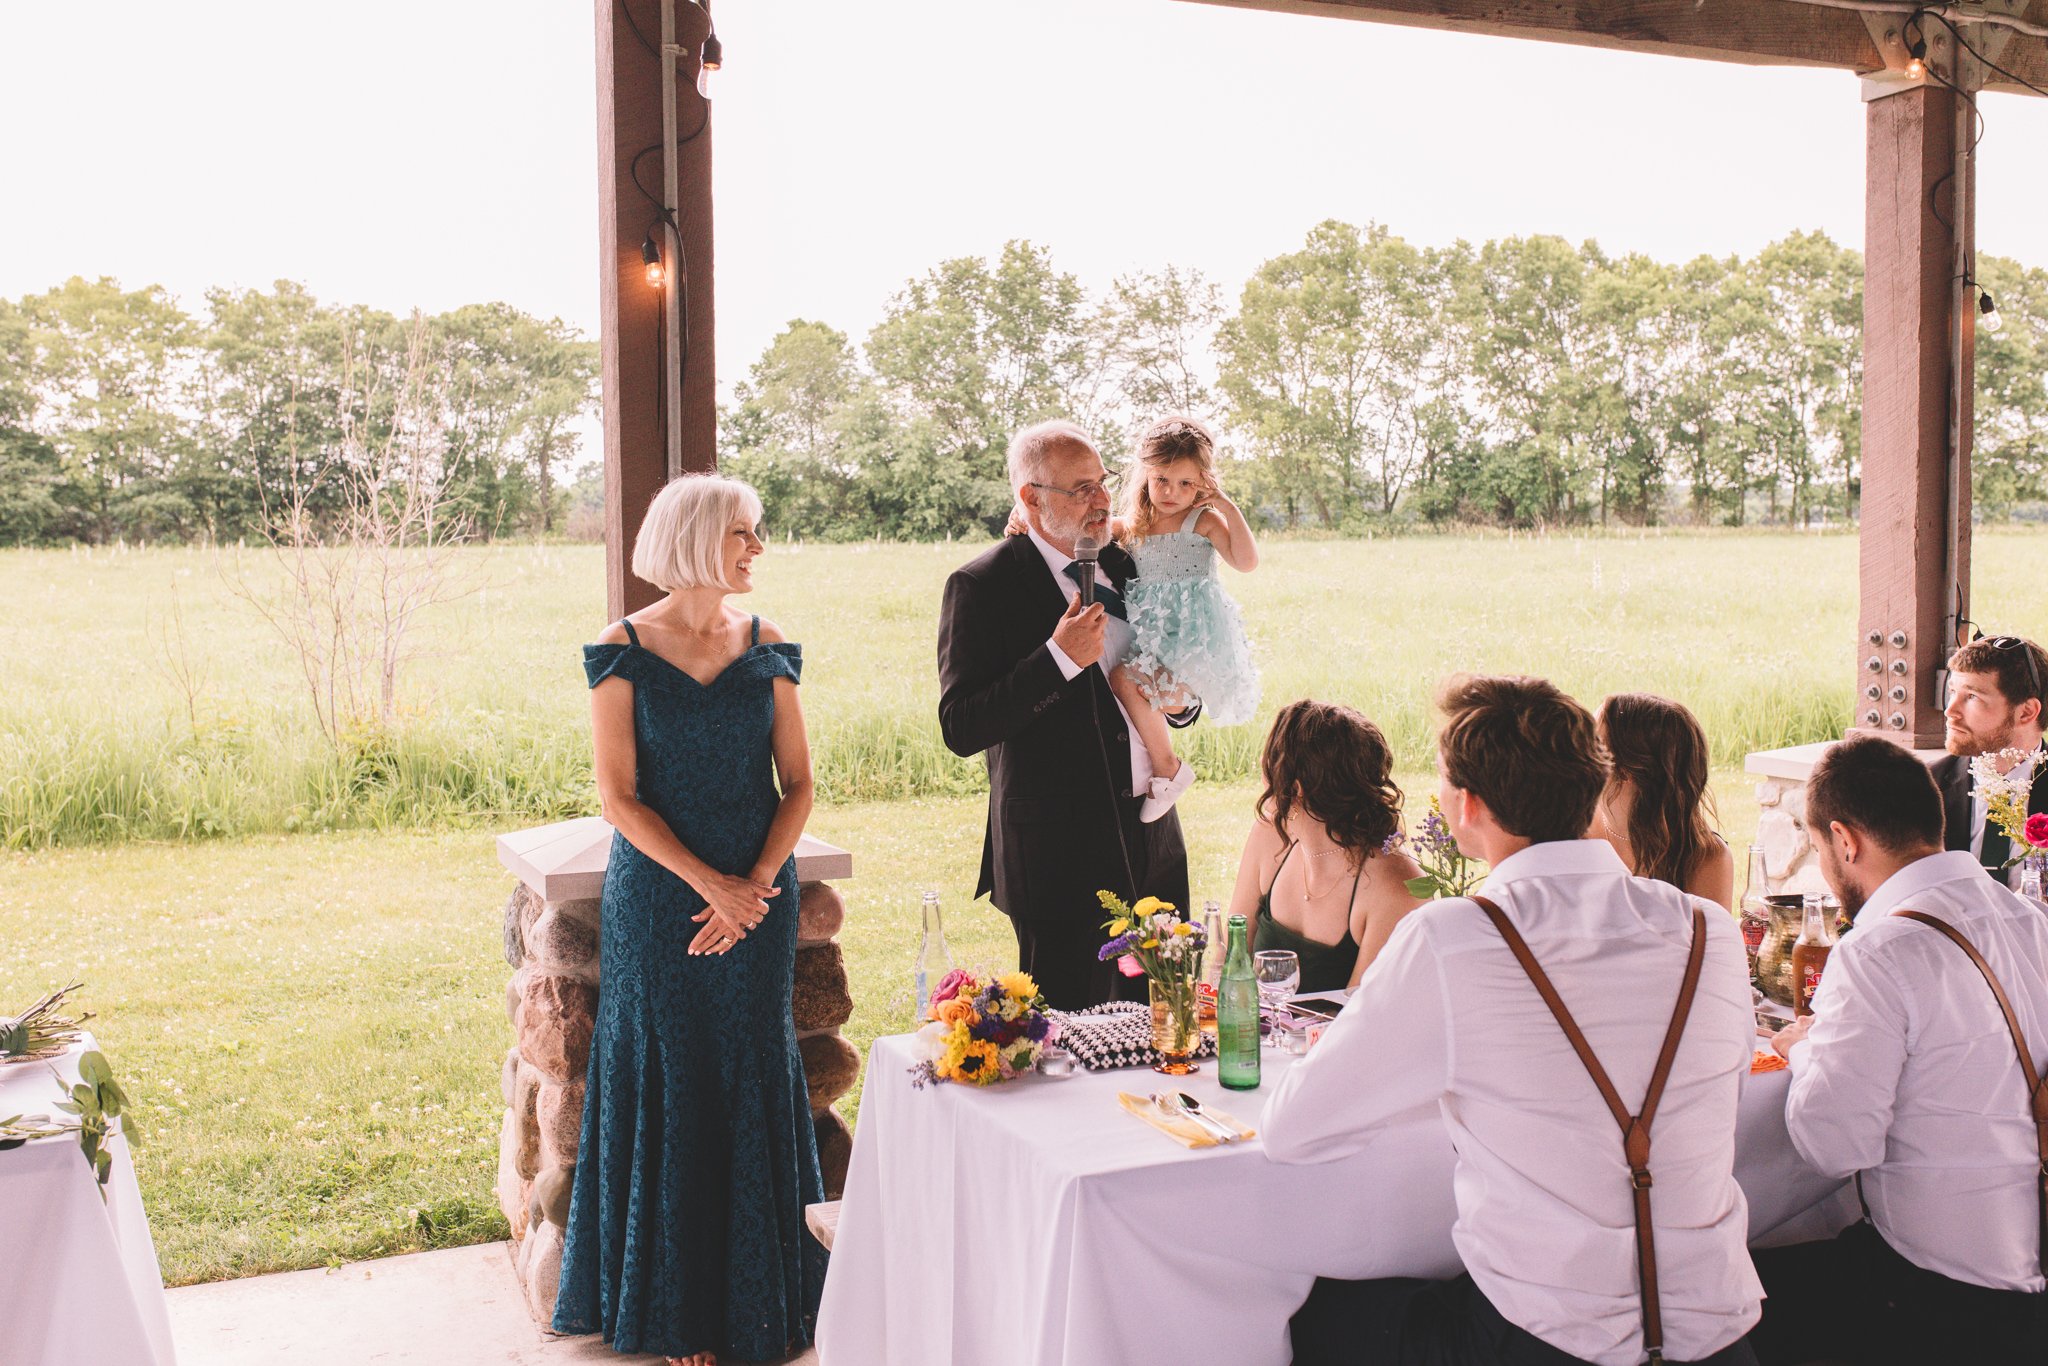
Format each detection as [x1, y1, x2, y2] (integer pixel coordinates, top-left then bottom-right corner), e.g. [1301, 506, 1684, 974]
[1149, 974, 1202, 1075]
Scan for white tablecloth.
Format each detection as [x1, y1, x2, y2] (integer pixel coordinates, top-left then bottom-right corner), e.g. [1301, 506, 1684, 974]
[816, 1036, 1854, 1366]
[0, 1039, 176, 1366]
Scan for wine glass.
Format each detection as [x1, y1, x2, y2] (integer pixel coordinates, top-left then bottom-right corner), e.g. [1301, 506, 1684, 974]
[1253, 950, 1301, 1045]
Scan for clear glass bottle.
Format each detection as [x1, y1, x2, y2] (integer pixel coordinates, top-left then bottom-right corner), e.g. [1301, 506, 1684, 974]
[1738, 844, 1770, 979]
[1790, 894, 1835, 1018]
[2021, 858, 2044, 905]
[914, 890, 952, 1018]
[1218, 914, 1261, 1091]
[1199, 900, 1225, 992]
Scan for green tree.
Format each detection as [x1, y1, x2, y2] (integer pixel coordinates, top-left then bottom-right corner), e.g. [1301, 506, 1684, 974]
[1218, 220, 1435, 526]
[1974, 253, 2048, 515]
[723, 320, 873, 538]
[0, 298, 62, 544]
[22, 277, 199, 543]
[866, 241, 1090, 535]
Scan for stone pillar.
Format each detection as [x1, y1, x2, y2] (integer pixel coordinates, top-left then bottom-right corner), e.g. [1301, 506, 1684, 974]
[492, 817, 856, 1329]
[1746, 740, 1950, 897]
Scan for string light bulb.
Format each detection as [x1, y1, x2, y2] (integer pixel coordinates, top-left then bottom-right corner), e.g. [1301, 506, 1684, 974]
[696, 30, 722, 97]
[1905, 35, 1927, 81]
[642, 233, 665, 289]
[1979, 290, 2004, 334]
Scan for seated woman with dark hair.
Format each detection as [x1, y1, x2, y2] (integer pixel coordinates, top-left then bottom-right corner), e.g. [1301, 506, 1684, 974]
[1591, 692, 1736, 909]
[1225, 700, 1425, 992]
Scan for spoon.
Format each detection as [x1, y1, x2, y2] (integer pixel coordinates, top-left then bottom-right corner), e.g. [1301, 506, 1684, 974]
[1172, 1091, 1238, 1143]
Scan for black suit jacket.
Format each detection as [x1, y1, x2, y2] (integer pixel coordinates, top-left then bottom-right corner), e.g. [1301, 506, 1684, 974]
[936, 535, 1189, 927]
[1931, 746, 2048, 877]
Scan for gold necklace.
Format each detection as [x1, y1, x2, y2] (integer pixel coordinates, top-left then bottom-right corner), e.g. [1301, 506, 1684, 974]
[1292, 841, 1357, 901]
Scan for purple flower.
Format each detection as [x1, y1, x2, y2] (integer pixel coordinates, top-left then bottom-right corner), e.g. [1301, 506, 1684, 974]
[1380, 830, 1406, 855]
[1024, 1013, 1051, 1042]
[1097, 932, 1138, 961]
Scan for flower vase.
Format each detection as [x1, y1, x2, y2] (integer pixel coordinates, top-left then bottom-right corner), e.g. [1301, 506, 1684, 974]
[1149, 975, 1201, 1075]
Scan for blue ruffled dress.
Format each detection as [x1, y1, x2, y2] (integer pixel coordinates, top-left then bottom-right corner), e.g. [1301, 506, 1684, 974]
[1123, 508, 1260, 726]
[554, 616, 825, 1361]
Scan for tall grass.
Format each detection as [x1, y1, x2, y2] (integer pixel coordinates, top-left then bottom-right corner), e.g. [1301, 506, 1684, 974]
[5, 530, 2044, 849]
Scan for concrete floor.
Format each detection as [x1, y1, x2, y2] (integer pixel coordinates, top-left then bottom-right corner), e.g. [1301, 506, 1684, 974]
[165, 1242, 819, 1366]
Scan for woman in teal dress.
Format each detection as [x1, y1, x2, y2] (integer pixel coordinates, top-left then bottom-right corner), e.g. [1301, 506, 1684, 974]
[555, 474, 825, 1366]
[1224, 700, 1427, 992]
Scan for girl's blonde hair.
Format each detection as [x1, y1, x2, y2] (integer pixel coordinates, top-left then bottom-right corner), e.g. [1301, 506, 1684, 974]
[631, 473, 764, 593]
[1120, 415, 1219, 546]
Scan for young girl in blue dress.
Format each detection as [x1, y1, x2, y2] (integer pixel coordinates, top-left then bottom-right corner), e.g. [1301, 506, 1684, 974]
[1113, 415, 1262, 821]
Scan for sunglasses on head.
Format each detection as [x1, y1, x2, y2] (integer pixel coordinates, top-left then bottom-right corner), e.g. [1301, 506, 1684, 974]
[1978, 632, 2044, 702]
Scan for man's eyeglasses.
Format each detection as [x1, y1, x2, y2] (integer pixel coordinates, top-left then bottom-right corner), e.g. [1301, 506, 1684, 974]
[1028, 475, 1119, 502]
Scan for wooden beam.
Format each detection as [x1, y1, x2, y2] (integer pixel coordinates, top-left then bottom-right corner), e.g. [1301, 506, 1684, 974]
[596, 0, 718, 624]
[1176, 0, 2048, 91]
[1857, 83, 1969, 748]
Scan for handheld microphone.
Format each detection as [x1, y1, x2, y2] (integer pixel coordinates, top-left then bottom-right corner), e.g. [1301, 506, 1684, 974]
[1071, 534, 1100, 610]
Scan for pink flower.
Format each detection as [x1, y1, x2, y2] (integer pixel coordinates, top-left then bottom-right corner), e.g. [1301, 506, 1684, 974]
[2025, 813, 2048, 848]
[930, 968, 973, 1005]
[1116, 954, 1143, 978]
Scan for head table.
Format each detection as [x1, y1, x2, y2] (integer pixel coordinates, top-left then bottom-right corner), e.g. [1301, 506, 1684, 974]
[816, 1032, 1854, 1366]
[0, 1037, 176, 1366]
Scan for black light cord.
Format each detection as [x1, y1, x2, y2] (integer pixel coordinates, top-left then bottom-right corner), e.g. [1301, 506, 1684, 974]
[1919, 8, 2048, 99]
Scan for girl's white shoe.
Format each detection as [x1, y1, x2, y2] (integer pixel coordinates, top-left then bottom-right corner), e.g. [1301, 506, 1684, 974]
[1139, 761, 1196, 823]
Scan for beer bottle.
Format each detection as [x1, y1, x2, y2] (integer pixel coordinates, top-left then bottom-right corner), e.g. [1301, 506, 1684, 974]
[1790, 894, 1834, 1018]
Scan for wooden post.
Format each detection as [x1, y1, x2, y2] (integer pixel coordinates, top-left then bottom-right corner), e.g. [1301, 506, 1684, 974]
[596, 0, 718, 622]
[1857, 81, 1969, 747]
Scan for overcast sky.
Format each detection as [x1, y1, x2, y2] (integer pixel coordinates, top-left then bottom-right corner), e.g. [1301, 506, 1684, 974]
[5, 0, 2045, 390]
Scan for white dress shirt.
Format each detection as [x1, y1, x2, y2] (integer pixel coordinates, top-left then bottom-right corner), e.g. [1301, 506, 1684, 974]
[1025, 526, 1150, 795]
[1263, 840, 1761, 1366]
[1785, 849, 2048, 1292]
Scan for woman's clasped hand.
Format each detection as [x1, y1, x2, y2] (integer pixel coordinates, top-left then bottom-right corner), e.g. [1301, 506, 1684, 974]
[689, 868, 780, 955]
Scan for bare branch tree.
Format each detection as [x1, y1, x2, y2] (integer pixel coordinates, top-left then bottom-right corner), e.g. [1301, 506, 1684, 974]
[226, 312, 479, 743]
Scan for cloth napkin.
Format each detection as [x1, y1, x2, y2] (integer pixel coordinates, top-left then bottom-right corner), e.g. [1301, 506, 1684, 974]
[1116, 1092, 1256, 1148]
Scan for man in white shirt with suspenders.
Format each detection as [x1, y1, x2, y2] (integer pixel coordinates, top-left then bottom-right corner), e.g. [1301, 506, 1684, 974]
[1751, 734, 2048, 1363]
[1266, 675, 1761, 1365]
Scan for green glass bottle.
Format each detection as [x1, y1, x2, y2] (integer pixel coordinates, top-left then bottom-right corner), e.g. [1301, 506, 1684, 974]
[1217, 914, 1261, 1090]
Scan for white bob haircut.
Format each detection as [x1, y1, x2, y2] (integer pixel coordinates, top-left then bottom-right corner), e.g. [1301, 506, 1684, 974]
[630, 473, 764, 593]
[1006, 418, 1098, 494]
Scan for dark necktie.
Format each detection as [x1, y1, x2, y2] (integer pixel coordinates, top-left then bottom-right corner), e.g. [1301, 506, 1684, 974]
[1063, 561, 1127, 621]
[1981, 818, 2011, 876]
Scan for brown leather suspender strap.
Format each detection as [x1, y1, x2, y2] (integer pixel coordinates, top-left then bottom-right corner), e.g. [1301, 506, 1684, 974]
[1891, 909, 2048, 1280]
[1472, 896, 1708, 1366]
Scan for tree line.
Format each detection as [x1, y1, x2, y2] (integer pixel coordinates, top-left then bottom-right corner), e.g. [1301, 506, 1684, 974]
[724, 226, 2048, 537]
[5, 225, 2044, 547]
[0, 278, 597, 545]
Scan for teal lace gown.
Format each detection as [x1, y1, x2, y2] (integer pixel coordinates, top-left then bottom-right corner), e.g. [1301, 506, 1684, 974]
[555, 617, 826, 1361]
[1124, 508, 1260, 726]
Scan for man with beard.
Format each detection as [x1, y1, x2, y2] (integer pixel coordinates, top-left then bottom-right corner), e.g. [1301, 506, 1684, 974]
[1931, 635, 2048, 885]
[936, 420, 1193, 1008]
[1751, 735, 2048, 1364]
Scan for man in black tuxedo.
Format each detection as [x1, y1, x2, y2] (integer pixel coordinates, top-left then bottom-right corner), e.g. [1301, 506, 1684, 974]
[936, 420, 1193, 1008]
[1928, 634, 2048, 886]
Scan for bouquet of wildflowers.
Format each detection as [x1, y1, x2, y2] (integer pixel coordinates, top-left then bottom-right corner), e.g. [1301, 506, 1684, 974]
[1401, 797, 1486, 899]
[1097, 891, 1207, 1047]
[1971, 747, 2047, 867]
[1096, 892, 1206, 984]
[909, 968, 1058, 1087]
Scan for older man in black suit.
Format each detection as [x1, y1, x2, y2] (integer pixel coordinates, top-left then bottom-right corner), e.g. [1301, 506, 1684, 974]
[1929, 634, 2048, 886]
[936, 420, 1193, 1008]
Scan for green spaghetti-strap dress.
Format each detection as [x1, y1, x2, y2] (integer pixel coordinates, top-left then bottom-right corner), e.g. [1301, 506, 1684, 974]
[1252, 841, 1365, 994]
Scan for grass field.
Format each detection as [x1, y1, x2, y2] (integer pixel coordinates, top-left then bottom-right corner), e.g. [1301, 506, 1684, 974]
[3, 528, 2042, 1284]
[19, 528, 2048, 848]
